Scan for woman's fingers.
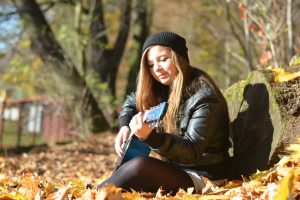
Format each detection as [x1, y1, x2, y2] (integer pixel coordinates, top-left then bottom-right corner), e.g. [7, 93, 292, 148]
[129, 112, 153, 140]
[129, 112, 143, 133]
[122, 130, 130, 143]
[115, 126, 130, 157]
[114, 134, 123, 157]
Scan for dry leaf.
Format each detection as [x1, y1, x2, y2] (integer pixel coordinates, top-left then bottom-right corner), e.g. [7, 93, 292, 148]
[0, 133, 299, 199]
[200, 176, 215, 194]
[0, 193, 27, 200]
[276, 166, 295, 177]
[97, 184, 122, 200]
[274, 168, 297, 200]
[49, 185, 72, 200]
[267, 67, 300, 82]
[155, 187, 165, 199]
[122, 189, 144, 200]
[223, 180, 243, 189]
[79, 189, 96, 200]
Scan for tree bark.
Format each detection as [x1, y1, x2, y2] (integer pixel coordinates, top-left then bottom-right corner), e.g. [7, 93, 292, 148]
[287, 0, 294, 58]
[91, 0, 108, 79]
[12, 0, 110, 132]
[225, 3, 247, 65]
[125, 0, 151, 95]
[91, 0, 132, 96]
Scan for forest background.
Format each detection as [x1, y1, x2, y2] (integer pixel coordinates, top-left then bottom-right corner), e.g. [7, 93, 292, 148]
[1, 0, 300, 136]
[1, 0, 300, 199]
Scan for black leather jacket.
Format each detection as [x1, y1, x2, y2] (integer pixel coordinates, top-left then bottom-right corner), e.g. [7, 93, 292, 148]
[119, 67, 230, 177]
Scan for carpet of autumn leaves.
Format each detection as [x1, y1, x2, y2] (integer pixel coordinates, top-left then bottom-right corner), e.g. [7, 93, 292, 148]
[0, 131, 299, 200]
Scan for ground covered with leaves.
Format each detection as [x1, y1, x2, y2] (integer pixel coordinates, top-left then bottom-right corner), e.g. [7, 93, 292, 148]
[0, 132, 299, 199]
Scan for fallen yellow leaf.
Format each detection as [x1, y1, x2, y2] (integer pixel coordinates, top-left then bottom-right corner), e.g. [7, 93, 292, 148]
[274, 168, 297, 200]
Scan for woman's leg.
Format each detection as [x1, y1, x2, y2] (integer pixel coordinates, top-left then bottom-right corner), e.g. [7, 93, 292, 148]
[98, 156, 194, 194]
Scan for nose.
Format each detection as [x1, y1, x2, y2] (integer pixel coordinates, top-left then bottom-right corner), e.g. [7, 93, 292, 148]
[153, 61, 162, 71]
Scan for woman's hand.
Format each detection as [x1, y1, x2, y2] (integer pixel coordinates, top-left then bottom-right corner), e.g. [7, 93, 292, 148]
[129, 112, 153, 140]
[114, 126, 131, 157]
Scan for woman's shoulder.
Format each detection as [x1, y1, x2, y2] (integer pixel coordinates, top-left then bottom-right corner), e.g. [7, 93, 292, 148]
[186, 67, 217, 96]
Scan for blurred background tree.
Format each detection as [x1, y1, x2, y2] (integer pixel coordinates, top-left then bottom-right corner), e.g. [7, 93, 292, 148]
[0, 0, 299, 134]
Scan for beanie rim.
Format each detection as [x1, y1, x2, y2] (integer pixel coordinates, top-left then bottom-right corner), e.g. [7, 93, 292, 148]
[142, 32, 189, 63]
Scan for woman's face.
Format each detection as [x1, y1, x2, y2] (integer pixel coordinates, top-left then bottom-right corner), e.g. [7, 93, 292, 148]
[146, 46, 178, 86]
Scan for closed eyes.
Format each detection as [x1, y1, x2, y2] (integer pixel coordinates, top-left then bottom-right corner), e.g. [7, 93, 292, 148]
[160, 57, 168, 62]
[148, 56, 169, 67]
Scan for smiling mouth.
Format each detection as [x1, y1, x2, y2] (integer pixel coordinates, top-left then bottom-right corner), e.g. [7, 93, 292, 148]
[158, 74, 168, 78]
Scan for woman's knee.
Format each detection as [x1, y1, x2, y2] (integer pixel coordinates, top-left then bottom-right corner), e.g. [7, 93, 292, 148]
[127, 156, 149, 168]
[121, 157, 152, 175]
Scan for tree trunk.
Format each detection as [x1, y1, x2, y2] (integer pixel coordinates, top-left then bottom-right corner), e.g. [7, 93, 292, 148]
[12, 0, 110, 132]
[90, 0, 108, 81]
[0, 90, 6, 149]
[91, 0, 131, 97]
[225, 70, 300, 178]
[287, 0, 294, 58]
[125, 0, 151, 95]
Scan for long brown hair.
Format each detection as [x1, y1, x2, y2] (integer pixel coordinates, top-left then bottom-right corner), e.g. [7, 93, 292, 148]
[136, 46, 190, 133]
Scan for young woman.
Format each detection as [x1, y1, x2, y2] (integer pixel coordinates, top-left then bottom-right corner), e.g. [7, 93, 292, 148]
[98, 32, 231, 194]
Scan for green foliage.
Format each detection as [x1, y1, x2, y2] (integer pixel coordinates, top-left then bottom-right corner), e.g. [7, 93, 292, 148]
[1, 37, 47, 96]
[2, 0, 299, 135]
[85, 69, 119, 109]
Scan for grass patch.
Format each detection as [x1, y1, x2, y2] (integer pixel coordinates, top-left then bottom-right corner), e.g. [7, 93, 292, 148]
[1, 120, 46, 149]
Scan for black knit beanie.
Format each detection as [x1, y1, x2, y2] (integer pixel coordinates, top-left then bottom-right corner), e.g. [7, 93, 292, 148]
[142, 32, 189, 63]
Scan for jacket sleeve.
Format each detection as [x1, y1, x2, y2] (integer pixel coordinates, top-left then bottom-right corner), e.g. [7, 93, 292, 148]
[143, 91, 227, 166]
[119, 92, 138, 128]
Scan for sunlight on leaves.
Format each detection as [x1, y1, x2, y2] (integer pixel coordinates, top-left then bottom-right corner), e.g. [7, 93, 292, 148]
[0, 193, 27, 200]
[0, 134, 298, 199]
[97, 184, 122, 200]
[274, 168, 297, 200]
[266, 66, 300, 83]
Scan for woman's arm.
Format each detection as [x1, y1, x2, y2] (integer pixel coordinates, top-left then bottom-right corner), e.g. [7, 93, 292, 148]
[143, 94, 229, 166]
[119, 92, 138, 127]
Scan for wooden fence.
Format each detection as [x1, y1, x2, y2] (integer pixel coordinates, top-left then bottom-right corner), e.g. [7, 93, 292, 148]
[0, 89, 72, 149]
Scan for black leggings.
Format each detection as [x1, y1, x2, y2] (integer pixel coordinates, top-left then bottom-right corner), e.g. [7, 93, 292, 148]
[98, 156, 194, 194]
